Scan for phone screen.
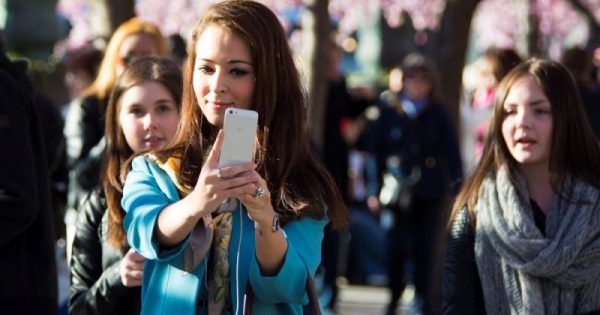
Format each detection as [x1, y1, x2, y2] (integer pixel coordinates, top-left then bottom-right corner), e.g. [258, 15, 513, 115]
[218, 108, 258, 168]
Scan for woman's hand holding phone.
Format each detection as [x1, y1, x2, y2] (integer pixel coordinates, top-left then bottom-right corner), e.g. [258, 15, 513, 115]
[154, 130, 259, 247]
[188, 130, 256, 215]
[189, 107, 274, 221]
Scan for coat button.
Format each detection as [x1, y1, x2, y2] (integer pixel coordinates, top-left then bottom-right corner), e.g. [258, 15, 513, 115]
[425, 157, 436, 168]
[410, 145, 419, 154]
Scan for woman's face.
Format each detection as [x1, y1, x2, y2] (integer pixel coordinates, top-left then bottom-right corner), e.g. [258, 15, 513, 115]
[116, 33, 158, 77]
[501, 75, 553, 170]
[192, 25, 255, 128]
[119, 81, 180, 153]
[403, 71, 431, 101]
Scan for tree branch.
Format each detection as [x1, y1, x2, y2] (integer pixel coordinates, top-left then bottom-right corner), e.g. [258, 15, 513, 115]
[567, 0, 600, 48]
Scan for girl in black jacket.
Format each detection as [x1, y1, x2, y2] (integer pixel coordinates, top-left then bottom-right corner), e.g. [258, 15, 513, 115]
[68, 56, 182, 314]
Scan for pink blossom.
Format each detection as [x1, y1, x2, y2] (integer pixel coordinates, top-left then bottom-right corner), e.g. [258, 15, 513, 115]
[56, 0, 598, 59]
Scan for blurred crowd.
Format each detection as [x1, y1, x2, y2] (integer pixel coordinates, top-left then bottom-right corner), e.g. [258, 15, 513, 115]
[3, 5, 600, 315]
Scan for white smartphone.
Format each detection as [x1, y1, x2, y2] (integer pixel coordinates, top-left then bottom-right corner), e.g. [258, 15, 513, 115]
[218, 107, 259, 168]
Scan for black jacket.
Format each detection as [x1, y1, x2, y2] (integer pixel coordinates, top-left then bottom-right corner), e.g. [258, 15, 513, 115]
[65, 94, 105, 167]
[0, 52, 58, 314]
[69, 189, 140, 315]
[443, 208, 485, 315]
[64, 95, 106, 213]
[366, 96, 463, 200]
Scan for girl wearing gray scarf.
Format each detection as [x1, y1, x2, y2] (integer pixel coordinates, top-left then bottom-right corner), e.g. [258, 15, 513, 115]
[443, 59, 600, 315]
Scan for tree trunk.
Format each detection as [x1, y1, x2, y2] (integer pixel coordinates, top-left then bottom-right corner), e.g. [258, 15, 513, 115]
[434, 0, 480, 131]
[527, 4, 542, 57]
[86, 0, 135, 47]
[428, 4, 479, 314]
[302, 0, 330, 155]
[568, 0, 600, 50]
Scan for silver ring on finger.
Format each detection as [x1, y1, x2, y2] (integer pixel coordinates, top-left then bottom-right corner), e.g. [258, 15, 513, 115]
[253, 186, 265, 199]
[217, 168, 223, 179]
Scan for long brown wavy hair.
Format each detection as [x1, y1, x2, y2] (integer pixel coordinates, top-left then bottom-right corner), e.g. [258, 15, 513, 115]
[153, 0, 348, 229]
[104, 56, 182, 250]
[448, 58, 600, 230]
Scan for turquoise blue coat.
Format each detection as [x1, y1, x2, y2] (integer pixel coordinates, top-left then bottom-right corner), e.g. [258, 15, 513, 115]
[122, 156, 327, 314]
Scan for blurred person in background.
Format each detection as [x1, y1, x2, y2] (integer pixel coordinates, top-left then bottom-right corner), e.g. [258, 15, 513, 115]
[69, 56, 181, 315]
[34, 91, 68, 243]
[167, 34, 188, 70]
[366, 53, 462, 315]
[342, 66, 391, 289]
[461, 48, 522, 174]
[62, 43, 103, 114]
[318, 36, 372, 312]
[561, 46, 600, 140]
[56, 43, 103, 239]
[345, 146, 389, 288]
[0, 45, 58, 315]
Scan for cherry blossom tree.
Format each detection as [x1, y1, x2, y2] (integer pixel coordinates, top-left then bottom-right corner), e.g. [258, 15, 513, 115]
[472, 0, 591, 59]
[57, 0, 600, 55]
[57, 0, 133, 48]
[55, 0, 600, 139]
[56, 0, 93, 49]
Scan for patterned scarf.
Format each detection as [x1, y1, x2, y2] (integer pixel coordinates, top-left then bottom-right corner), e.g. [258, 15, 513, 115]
[474, 167, 600, 314]
[155, 156, 233, 314]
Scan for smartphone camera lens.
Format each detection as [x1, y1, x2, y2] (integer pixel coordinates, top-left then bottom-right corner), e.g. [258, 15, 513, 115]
[229, 110, 233, 114]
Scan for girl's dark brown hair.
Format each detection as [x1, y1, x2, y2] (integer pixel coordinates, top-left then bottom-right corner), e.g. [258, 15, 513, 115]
[104, 56, 183, 250]
[448, 58, 600, 230]
[154, 0, 348, 229]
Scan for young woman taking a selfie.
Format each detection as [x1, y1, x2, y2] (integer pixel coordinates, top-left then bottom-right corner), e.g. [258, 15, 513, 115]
[121, 1, 348, 314]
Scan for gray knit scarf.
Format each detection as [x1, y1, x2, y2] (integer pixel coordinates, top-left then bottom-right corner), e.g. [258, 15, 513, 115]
[474, 167, 600, 315]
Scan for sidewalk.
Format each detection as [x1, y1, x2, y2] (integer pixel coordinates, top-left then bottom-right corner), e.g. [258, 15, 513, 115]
[57, 245, 418, 315]
[334, 283, 416, 315]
